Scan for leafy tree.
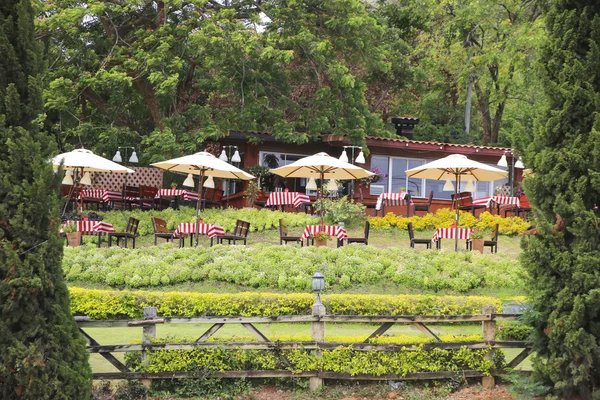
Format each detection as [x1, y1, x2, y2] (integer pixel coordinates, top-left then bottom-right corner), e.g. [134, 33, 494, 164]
[521, 1, 600, 398]
[39, 0, 402, 161]
[0, 0, 92, 398]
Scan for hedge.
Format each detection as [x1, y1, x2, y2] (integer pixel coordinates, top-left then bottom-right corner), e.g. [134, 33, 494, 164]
[124, 338, 500, 377]
[369, 209, 530, 236]
[68, 287, 502, 319]
[63, 244, 524, 292]
[99, 207, 318, 235]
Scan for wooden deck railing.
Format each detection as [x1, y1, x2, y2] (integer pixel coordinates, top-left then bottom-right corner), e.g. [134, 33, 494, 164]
[77, 304, 531, 390]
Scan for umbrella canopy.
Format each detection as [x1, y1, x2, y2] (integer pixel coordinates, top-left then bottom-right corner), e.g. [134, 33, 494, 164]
[405, 154, 507, 181]
[51, 148, 135, 173]
[406, 154, 507, 252]
[270, 152, 374, 180]
[151, 152, 255, 180]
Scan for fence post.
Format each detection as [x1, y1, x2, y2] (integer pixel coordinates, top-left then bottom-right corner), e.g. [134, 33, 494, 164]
[141, 307, 157, 388]
[309, 300, 326, 391]
[482, 305, 496, 389]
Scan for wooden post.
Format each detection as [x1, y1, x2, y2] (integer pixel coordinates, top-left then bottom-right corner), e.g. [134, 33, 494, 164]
[482, 305, 496, 389]
[309, 300, 326, 391]
[141, 307, 157, 388]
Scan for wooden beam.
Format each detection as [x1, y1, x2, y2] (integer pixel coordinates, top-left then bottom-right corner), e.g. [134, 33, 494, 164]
[196, 323, 224, 343]
[166, 315, 319, 324]
[365, 322, 395, 342]
[506, 348, 532, 369]
[129, 318, 165, 326]
[242, 323, 270, 342]
[92, 370, 316, 380]
[79, 328, 130, 372]
[414, 323, 441, 342]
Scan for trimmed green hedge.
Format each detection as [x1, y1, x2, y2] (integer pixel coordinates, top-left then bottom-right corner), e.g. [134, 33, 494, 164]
[68, 287, 502, 319]
[64, 245, 524, 292]
[99, 207, 318, 235]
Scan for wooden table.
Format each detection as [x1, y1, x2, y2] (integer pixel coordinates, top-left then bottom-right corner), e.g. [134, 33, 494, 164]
[431, 227, 473, 249]
[172, 222, 225, 247]
[61, 220, 115, 248]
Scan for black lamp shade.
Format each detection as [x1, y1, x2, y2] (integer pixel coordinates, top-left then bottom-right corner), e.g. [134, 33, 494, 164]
[312, 270, 325, 292]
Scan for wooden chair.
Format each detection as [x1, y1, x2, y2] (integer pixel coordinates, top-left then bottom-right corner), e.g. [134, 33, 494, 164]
[217, 219, 250, 245]
[202, 188, 224, 209]
[413, 190, 433, 216]
[124, 186, 141, 210]
[346, 221, 370, 246]
[151, 217, 175, 245]
[452, 191, 487, 216]
[139, 185, 159, 210]
[81, 192, 104, 211]
[408, 222, 432, 249]
[108, 217, 139, 249]
[468, 223, 499, 253]
[279, 219, 304, 246]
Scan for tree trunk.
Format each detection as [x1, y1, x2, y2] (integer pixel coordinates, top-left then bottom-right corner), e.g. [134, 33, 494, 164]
[474, 81, 492, 145]
[133, 77, 163, 129]
[465, 73, 473, 134]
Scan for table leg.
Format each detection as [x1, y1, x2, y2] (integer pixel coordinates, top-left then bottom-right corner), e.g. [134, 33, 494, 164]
[97, 233, 101, 248]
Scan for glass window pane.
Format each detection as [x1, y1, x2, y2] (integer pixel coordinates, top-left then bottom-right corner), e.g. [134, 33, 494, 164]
[426, 179, 453, 200]
[391, 158, 408, 193]
[407, 159, 424, 197]
[474, 181, 490, 199]
[370, 156, 389, 195]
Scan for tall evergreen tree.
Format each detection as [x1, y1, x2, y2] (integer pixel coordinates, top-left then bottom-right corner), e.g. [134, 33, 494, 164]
[521, 0, 600, 398]
[0, 0, 92, 399]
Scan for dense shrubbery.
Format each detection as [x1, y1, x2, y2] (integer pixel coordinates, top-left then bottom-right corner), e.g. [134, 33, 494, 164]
[64, 245, 523, 292]
[497, 323, 534, 341]
[99, 207, 319, 235]
[125, 338, 499, 378]
[68, 288, 502, 319]
[369, 209, 529, 236]
[315, 196, 366, 226]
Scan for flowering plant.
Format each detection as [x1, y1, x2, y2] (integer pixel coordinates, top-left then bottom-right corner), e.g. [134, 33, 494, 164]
[514, 186, 524, 198]
[360, 168, 387, 186]
[311, 231, 332, 241]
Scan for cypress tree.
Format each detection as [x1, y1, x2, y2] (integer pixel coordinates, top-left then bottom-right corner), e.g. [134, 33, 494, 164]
[521, 0, 600, 398]
[0, 1, 92, 399]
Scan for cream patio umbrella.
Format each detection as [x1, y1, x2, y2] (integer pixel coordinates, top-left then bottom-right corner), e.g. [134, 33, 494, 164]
[52, 148, 135, 214]
[405, 154, 508, 251]
[151, 151, 255, 218]
[270, 152, 374, 223]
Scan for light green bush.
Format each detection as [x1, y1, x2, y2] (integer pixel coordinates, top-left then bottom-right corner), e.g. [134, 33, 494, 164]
[64, 244, 524, 292]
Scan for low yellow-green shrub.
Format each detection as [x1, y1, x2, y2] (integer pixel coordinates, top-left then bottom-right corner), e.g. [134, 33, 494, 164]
[68, 287, 502, 319]
[369, 209, 529, 236]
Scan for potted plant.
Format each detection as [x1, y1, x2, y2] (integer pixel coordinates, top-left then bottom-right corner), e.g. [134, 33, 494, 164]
[64, 223, 81, 247]
[170, 182, 178, 190]
[312, 231, 332, 247]
[470, 230, 487, 253]
[244, 180, 261, 208]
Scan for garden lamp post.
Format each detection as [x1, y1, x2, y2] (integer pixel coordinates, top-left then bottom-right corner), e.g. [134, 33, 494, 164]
[339, 146, 365, 197]
[219, 145, 241, 208]
[113, 146, 138, 210]
[312, 269, 325, 306]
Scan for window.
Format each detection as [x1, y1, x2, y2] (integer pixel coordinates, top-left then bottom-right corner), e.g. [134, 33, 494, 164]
[259, 151, 311, 192]
[369, 156, 389, 194]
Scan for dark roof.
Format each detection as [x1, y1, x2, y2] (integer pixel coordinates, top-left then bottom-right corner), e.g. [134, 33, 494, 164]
[365, 136, 511, 151]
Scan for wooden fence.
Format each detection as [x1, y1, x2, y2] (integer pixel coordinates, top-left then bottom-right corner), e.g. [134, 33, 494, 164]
[77, 304, 531, 390]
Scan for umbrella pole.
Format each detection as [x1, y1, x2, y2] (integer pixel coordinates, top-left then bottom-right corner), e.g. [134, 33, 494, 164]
[79, 167, 84, 218]
[320, 170, 325, 226]
[454, 173, 461, 252]
[196, 169, 205, 247]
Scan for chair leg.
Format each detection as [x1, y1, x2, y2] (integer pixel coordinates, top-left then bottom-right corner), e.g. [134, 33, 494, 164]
[124, 237, 128, 249]
[133, 237, 136, 249]
[154, 235, 157, 246]
[108, 235, 112, 248]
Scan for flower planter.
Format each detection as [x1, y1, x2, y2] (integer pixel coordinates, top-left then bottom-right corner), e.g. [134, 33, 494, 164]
[315, 238, 328, 247]
[471, 239, 485, 253]
[66, 231, 82, 247]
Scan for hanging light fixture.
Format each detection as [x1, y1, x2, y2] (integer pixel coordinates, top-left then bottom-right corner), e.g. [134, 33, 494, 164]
[112, 150, 123, 163]
[443, 179, 455, 191]
[464, 180, 475, 192]
[515, 157, 524, 169]
[203, 175, 215, 188]
[231, 149, 241, 163]
[497, 154, 508, 167]
[219, 150, 228, 162]
[326, 179, 338, 192]
[183, 173, 195, 188]
[62, 171, 74, 185]
[306, 177, 318, 191]
[129, 151, 139, 163]
[355, 150, 366, 164]
[80, 172, 92, 186]
[339, 150, 349, 163]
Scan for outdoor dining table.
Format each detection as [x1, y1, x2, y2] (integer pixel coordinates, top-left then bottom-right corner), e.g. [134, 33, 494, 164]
[300, 224, 347, 247]
[172, 222, 225, 247]
[472, 195, 520, 215]
[431, 227, 473, 249]
[375, 192, 412, 216]
[265, 192, 311, 211]
[79, 189, 123, 209]
[155, 189, 200, 210]
[60, 220, 115, 248]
